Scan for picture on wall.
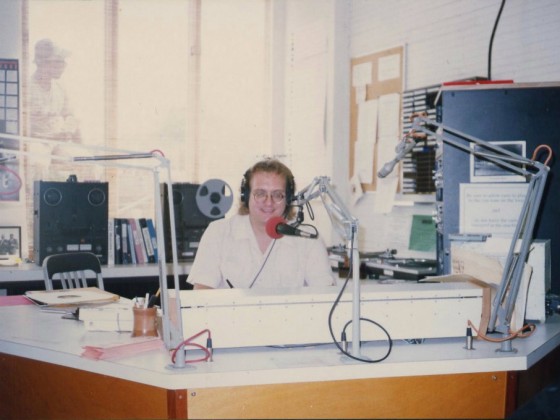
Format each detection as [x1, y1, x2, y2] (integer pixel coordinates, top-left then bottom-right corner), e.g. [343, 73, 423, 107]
[470, 140, 526, 183]
[0, 226, 21, 259]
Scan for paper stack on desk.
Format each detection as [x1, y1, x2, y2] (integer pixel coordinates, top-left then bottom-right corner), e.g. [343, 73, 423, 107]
[81, 337, 164, 360]
[25, 287, 119, 307]
[79, 298, 134, 332]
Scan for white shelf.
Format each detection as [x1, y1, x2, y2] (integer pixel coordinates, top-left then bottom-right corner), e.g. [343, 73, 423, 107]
[0, 262, 192, 283]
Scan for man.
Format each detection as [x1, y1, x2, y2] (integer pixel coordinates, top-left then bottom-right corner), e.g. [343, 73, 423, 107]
[7, 233, 18, 255]
[29, 38, 80, 142]
[187, 158, 335, 289]
[27, 38, 82, 182]
[0, 234, 7, 255]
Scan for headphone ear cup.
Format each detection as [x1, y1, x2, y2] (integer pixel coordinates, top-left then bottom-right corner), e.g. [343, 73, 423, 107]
[286, 175, 295, 204]
[240, 170, 250, 207]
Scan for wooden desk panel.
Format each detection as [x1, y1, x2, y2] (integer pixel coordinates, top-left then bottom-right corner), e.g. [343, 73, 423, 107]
[0, 350, 510, 420]
[0, 353, 185, 420]
[188, 372, 509, 419]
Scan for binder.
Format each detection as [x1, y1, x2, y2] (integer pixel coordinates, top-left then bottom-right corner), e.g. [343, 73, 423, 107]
[146, 218, 158, 262]
[139, 218, 155, 263]
[129, 218, 147, 264]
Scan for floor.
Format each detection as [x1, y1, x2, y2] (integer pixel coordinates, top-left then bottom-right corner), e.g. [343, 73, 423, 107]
[509, 375, 560, 419]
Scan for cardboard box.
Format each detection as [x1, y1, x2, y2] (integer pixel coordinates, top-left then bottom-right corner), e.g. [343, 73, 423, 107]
[451, 238, 550, 324]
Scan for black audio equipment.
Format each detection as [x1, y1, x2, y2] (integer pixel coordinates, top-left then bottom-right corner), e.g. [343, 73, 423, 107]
[33, 180, 109, 265]
[163, 182, 230, 261]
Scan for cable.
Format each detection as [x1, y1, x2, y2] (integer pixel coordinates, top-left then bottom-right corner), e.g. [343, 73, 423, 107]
[531, 144, 553, 167]
[171, 328, 212, 364]
[488, 0, 507, 80]
[305, 201, 315, 220]
[248, 239, 276, 288]
[467, 319, 536, 343]
[292, 222, 319, 238]
[327, 230, 393, 363]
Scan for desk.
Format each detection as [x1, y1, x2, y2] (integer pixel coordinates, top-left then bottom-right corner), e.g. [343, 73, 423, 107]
[1, 302, 560, 419]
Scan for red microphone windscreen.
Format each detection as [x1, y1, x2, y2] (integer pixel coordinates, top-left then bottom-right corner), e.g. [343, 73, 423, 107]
[265, 216, 286, 239]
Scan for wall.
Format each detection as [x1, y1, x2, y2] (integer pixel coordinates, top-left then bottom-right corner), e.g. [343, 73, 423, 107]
[0, 2, 20, 59]
[0, 1, 27, 253]
[346, 0, 560, 258]
[351, 0, 560, 88]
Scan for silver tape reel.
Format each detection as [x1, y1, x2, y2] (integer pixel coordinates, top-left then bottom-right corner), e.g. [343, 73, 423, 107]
[196, 179, 234, 219]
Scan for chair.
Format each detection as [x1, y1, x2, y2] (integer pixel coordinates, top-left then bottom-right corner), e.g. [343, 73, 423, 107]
[42, 252, 105, 291]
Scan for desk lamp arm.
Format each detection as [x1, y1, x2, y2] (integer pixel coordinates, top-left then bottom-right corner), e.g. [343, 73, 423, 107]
[74, 151, 184, 352]
[0, 133, 185, 357]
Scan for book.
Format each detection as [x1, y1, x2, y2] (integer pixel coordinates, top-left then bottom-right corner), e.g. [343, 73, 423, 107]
[107, 218, 115, 265]
[121, 219, 131, 264]
[146, 218, 158, 262]
[129, 218, 147, 264]
[114, 218, 123, 265]
[139, 218, 155, 263]
[127, 221, 137, 264]
[25, 287, 119, 308]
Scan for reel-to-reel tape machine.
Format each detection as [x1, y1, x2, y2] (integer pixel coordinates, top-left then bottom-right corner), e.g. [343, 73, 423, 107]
[163, 179, 233, 261]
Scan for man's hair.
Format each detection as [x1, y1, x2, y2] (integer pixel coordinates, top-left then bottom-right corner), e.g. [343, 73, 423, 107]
[239, 158, 296, 219]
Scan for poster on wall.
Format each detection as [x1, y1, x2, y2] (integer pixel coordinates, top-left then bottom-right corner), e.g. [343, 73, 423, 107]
[0, 59, 21, 202]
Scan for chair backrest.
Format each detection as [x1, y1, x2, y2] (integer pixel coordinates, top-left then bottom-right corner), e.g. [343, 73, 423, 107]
[42, 252, 105, 291]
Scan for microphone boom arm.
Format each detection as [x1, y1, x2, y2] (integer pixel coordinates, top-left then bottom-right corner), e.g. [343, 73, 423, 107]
[292, 176, 362, 357]
[411, 116, 550, 346]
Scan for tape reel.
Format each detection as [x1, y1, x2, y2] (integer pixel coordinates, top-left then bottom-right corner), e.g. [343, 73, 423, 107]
[196, 179, 234, 219]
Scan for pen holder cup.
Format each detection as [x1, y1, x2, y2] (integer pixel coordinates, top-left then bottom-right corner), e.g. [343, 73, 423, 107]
[131, 306, 158, 337]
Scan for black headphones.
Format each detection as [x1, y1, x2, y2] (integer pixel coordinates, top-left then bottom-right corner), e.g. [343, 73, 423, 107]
[240, 168, 295, 208]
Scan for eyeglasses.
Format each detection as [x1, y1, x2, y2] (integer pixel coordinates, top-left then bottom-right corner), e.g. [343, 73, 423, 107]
[252, 189, 286, 203]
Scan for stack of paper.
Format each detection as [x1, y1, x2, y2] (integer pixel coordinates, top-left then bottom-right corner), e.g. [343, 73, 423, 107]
[81, 337, 165, 360]
[79, 299, 134, 332]
[25, 287, 119, 307]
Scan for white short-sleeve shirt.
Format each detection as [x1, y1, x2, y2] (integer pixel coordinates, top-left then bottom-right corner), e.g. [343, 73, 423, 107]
[187, 214, 335, 289]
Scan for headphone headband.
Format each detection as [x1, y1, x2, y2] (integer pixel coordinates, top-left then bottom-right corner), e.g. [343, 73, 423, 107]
[240, 167, 295, 211]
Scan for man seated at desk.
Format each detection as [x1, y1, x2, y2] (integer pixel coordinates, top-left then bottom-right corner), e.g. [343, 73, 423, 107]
[187, 158, 335, 289]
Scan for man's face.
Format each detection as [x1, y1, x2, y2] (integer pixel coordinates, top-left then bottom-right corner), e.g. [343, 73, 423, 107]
[248, 171, 287, 227]
[48, 58, 66, 79]
[39, 58, 67, 79]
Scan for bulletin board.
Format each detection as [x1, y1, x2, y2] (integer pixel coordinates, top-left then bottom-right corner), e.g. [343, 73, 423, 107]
[350, 46, 404, 191]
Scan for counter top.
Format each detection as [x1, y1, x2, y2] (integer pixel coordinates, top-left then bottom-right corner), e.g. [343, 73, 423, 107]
[1, 301, 559, 391]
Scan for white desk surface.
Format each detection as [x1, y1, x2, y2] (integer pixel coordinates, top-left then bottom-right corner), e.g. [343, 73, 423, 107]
[0, 262, 191, 283]
[1, 303, 560, 391]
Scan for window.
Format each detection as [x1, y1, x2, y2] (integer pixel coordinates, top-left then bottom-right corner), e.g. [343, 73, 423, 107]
[23, 0, 273, 260]
[25, 0, 192, 221]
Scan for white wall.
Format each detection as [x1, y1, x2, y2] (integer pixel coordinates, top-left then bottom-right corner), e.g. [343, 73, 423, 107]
[0, 2, 20, 59]
[343, 0, 560, 257]
[351, 0, 560, 89]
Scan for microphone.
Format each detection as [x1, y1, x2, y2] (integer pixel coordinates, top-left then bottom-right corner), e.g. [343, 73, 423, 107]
[377, 138, 418, 178]
[265, 216, 318, 239]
